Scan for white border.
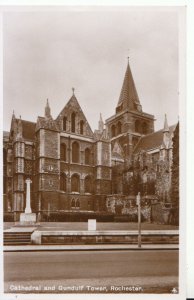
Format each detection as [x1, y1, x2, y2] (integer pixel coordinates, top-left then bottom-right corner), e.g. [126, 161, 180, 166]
[0, 1, 190, 300]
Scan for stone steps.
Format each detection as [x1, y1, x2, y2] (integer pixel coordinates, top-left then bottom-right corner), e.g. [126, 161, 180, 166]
[4, 232, 32, 245]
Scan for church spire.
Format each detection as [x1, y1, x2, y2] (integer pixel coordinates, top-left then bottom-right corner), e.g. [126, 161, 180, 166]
[117, 59, 142, 112]
[45, 98, 51, 119]
[98, 113, 104, 133]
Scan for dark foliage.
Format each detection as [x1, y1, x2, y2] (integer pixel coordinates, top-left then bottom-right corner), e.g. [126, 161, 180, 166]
[170, 122, 179, 225]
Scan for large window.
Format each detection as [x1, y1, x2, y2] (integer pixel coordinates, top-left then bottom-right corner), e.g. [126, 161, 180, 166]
[84, 176, 92, 193]
[85, 148, 91, 165]
[71, 174, 80, 192]
[71, 198, 80, 208]
[60, 143, 66, 161]
[71, 112, 76, 133]
[80, 120, 84, 135]
[60, 173, 66, 191]
[72, 141, 79, 163]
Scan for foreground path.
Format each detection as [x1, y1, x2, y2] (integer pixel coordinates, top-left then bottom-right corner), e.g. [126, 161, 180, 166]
[4, 250, 178, 294]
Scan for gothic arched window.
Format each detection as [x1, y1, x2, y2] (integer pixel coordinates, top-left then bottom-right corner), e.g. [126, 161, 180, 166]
[80, 120, 84, 135]
[71, 199, 75, 208]
[84, 176, 92, 193]
[60, 173, 66, 192]
[63, 116, 67, 131]
[76, 199, 80, 208]
[60, 143, 66, 161]
[71, 112, 76, 133]
[85, 148, 91, 165]
[71, 174, 80, 192]
[111, 124, 116, 137]
[72, 141, 79, 163]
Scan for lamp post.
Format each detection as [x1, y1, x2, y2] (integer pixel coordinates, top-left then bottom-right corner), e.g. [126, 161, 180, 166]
[136, 192, 141, 248]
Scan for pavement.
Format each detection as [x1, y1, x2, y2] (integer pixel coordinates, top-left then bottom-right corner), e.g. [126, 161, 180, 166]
[4, 243, 179, 252]
[4, 221, 179, 231]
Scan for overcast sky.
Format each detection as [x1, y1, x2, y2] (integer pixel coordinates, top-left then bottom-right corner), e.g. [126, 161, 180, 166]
[3, 7, 180, 132]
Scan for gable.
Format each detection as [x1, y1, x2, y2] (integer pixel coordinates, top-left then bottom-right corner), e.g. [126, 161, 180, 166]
[56, 95, 94, 138]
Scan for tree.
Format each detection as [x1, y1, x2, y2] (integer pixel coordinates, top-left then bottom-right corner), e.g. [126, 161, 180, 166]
[170, 122, 179, 225]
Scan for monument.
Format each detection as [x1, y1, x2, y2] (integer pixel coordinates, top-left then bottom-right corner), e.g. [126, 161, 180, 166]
[20, 179, 36, 225]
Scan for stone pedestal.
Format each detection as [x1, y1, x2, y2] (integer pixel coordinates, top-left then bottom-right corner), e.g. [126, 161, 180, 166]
[20, 213, 36, 225]
[19, 178, 36, 225]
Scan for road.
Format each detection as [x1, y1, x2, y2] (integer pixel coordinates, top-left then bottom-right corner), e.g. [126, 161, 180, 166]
[4, 250, 178, 293]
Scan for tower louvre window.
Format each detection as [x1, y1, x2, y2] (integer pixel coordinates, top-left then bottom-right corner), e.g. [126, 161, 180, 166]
[117, 121, 122, 135]
[111, 124, 116, 137]
[135, 120, 141, 133]
[142, 122, 148, 134]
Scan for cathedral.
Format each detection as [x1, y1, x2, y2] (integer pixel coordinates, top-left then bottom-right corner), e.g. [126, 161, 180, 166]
[3, 60, 177, 221]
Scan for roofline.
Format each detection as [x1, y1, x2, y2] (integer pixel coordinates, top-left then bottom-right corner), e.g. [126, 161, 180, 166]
[15, 118, 36, 125]
[105, 109, 155, 124]
[133, 123, 177, 154]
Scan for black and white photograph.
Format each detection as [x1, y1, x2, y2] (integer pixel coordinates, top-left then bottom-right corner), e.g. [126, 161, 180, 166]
[0, 3, 187, 299]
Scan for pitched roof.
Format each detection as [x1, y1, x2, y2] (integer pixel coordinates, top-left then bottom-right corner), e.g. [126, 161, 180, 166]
[117, 61, 140, 111]
[133, 125, 176, 154]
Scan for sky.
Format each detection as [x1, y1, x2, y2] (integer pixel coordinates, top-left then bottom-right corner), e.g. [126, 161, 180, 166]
[3, 7, 180, 132]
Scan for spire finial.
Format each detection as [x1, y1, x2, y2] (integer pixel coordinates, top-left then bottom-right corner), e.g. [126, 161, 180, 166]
[12, 110, 15, 118]
[163, 113, 169, 133]
[45, 98, 51, 119]
[72, 87, 75, 95]
[127, 49, 130, 63]
[98, 112, 104, 132]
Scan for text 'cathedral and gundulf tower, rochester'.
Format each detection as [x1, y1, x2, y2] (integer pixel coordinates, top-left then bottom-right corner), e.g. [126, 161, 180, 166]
[3, 59, 178, 222]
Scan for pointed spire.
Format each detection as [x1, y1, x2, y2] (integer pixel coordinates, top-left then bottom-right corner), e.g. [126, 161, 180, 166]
[45, 98, 51, 119]
[117, 59, 142, 112]
[17, 115, 23, 139]
[72, 87, 75, 95]
[12, 110, 15, 119]
[163, 114, 169, 133]
[98, 113, 104, 133]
